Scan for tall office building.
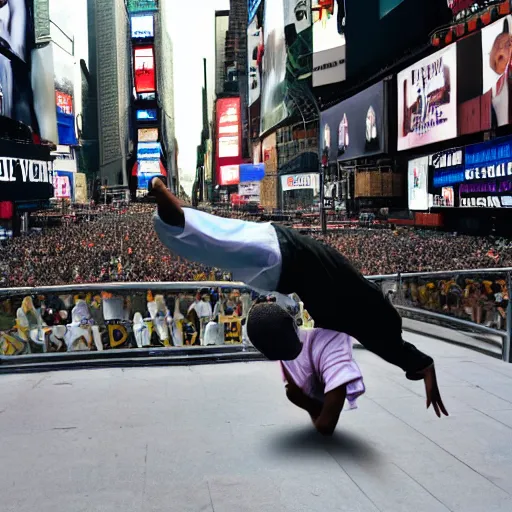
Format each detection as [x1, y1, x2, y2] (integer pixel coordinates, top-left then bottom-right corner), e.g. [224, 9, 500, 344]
[87, 0, 132, 187]
[215, 11, 230, 97]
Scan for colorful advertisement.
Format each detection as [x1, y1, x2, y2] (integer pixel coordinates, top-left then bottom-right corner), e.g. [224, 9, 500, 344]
[430, 147, 463, 207]
[321, 81, 386, 163]
[134, 46, 156, 93]
[281, 173, 320, 191]
[460, 136, 512, 208]
[397, 45, 457, 151]
[247, 16, 262, 106]
[408, 156, 429, 211]
[447, 0, 474, 15]
[219, 165, 240, 186]
[136, 108, 157, 121]
[131, 15, 154, 38]
[312, 0, 346, 87]
[138, 128, 158, 142]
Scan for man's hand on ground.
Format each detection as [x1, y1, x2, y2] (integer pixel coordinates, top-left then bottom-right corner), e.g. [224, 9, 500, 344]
[418, 365, 449, 418]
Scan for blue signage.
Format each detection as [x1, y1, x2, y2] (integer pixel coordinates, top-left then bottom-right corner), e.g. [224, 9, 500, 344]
[239, 163, 265, 183]
[136, 109, 157, 121]
[433, 170, 465, 188]
[137, 142, 160, 160]
[465, 136, 512, 167]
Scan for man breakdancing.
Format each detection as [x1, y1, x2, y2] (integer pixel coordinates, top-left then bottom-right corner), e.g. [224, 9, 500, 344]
[149, 177, 448, 419]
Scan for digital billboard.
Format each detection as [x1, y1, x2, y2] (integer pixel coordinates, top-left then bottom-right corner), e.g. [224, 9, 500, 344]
[138, 128, 158, 142]
[398, 44, 457, 151]
[281, 173, 320, 192]
[247, 16, 262, 106]
[321, 81, 386, 163]
[261, 0, 287, 133]
[134, 46, 156, 93]
[219, 165, 240, 186]
[460, 136, 512, 208]
[137, 108, 157, 121]
[312, 1, 346, 87]
[430, 147, 463, 207]
[408, 156, 429, 211]
[239, 163, 265, 182]
[216, 97, 242, 183]
[131, 15, 154, 39]
[137, 142, 161, 160]
[53, 171, 74, 200]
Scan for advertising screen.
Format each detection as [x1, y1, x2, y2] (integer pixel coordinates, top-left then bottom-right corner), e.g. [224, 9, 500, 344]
[312, 1, 346, 87]
[219, 165, 240, 186]
[137, 142, 160, 160]
[460, 136, 512, 208]
[216, 97, 241, 161]
[408, 156, 429, 211]
[239, 182, 261, 202]
[397, 45, 457, 151]
[138, 128, 158, 142]
[321, 81, 386, 163]
[134, 46, 156, 93]
[136, 108, 157, 121]
[430, 147, 463, 207]
[137, 160, 161, 190]
[53, 171, 74, 200]
[56, 91, 73, 115]
[131, 15, 154, 38]
[261, 0, 288, 133]
[247, 16, 262, 106]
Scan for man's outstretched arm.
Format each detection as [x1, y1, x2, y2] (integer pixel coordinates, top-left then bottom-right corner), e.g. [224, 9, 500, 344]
[150, 177, 186, 228]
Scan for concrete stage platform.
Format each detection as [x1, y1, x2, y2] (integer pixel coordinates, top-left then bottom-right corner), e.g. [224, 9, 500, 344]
[2, 332, 512, 512]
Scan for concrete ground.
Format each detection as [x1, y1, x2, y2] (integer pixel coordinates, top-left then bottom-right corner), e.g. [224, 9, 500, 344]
[2, 332, 512, 512]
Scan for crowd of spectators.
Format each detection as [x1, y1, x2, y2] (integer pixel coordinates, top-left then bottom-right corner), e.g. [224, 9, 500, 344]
[0, 204, 511, 288]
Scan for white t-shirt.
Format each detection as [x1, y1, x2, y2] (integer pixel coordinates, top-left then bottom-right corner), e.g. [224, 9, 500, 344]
[154, 208, 282, 292]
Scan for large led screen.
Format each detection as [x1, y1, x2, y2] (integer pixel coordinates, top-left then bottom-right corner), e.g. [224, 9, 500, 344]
[261, 0, 288, 133]
[312, 1, 346, 87]
[247, 16, 262, 106]
[134, 46, 156, 93]
[397, 44, 457, 151]
[131, 15, 154, 39]
[408, 156, 429, 211]
[321, 81, 386, 163]
[217, 97, 241, 159]
[136, 108, 157, 121]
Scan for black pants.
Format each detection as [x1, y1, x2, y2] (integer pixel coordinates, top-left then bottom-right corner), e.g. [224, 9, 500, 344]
[273, 224, 433, 375]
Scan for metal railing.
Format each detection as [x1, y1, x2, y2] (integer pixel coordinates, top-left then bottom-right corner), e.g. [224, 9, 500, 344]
[0, 269, 511, 363]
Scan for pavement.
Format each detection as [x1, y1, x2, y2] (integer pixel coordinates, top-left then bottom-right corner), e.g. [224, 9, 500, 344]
[2, 331, 512, 512]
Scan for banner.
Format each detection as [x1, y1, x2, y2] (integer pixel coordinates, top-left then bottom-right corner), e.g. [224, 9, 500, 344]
[281, 173, 320, 192]
[321, 81, 386, 163]
[53, 173, 73, 200]
[408, 156, 429, 211]
[131, 14, 154, 38]
[397, 45, 457, 151]
[312, 0, 346, 87]
[239, 163, 265, 182]
[134, 46, 156, 93]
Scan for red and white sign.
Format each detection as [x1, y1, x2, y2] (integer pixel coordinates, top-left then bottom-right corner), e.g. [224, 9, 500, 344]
[134, 46, 156, 93]
[447, 0, 474, 15]
[216, 97, 242, 185]
[219, 165, 240, 186]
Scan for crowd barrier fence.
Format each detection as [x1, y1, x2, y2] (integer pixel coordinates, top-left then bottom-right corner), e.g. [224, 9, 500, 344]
[0, 269, 511, 364]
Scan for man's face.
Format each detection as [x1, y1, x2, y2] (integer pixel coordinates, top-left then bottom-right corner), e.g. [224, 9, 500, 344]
[490, 33, 512, 76]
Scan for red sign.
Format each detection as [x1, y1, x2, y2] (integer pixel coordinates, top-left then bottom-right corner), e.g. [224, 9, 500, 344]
[219, 165, 240, 186]
[56, 91, 73, 115]
[134, 46, 156, 93]
[216, 97, 242, 185]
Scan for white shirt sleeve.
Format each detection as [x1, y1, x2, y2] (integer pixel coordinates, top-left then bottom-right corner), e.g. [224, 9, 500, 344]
[153, 208, 282, 291]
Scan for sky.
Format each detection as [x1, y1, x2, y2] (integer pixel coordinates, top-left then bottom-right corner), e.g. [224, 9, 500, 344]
[166, 0, 230, 194]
